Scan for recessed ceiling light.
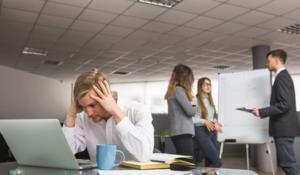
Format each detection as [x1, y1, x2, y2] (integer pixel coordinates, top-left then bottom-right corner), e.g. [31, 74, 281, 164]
[138, 0, 183, 8]
[111, 71, 130, 75]
[278, 23, 300, 35]
[41, 60, 63, 66]
[22, 47, 49, 56]
[212, 65, 232, 70]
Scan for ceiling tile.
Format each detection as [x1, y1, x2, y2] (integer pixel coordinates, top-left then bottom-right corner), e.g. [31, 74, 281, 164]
[26, 41, 54, 49]
[173, 0, 221, 15]
[131, 48, 157, 55]
[255, 31, 291, 42]
[155, 10, 197, 25]
[2, 0, 45, 12]
[207, 58, 230, 64]
[283, 8, 300, 21]
[28, 34, 59, 44]
[111, 16, 149, 29]
[37, 14, 74, 29]
[0, 8, 39, 24]
[232, 11, 275, 26]
[141, 41, 170, 50]
[88, 0, 134, 14]
[142, 56, 166, 62]
[219, 46, 249, 53]
[70, 20, 106, 33]
[141, 21, 177, 33]
[193, 31, 226, 42]
[101, 51, 126, 58]
[198, 42, 228, 50]
[275, 36, 300, 45]
[257, 17, 298, 30]
[123, 3, 167, 20]
[0, 20, 33, 33]
[233, 27, 271, 38]
[176, 38, 208, 47]
[185, 49, 212, 56]
[168, 27, 202, 37]
[89, 34, 122, 45]
[221, 54, 248, 61]
[210, 22, 248, 34]
[57, 37, 87, 47]
[62, 30, 95, 40]
[78, 9, 118, 24]
[100, 27, 133, 38]
[116, 39, 148, 48]
[237, 39, 267, 47]
[184, 16, 224, 30]
[42, 2, 83, 18]
[203, 51, 228, 58]
[257, 0, 300, 16]
[152, 51, 175, 58]
[154, 35, 185, 45]
[189, 56, 213, 63]
[0, 31, 29, 40]
[164, 45, 193, 53]
[127, 31, 161, 41]
[32, 25, 66, 37]
[84, 42, 112, 50]
[204, 4, 249, 20]
[227, 0, 272, 9]
[49, 0, 91, 7]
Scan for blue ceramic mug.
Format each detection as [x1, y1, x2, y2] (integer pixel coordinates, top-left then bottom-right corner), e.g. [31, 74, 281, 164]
[96, 144, 125, 170]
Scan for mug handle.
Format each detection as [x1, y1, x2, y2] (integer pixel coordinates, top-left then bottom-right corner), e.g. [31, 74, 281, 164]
[113, 150, 125, 167]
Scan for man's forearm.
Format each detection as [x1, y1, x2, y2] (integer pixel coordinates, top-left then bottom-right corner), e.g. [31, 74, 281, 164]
[65, 113, 76, 127]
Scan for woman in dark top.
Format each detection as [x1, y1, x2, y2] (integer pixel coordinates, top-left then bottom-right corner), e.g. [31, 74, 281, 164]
[164, 64, 196, 163]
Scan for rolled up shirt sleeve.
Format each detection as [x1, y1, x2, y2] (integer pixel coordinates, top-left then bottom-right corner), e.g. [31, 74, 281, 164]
[115, 105, 154, 162]
[62, 114, 86, 155]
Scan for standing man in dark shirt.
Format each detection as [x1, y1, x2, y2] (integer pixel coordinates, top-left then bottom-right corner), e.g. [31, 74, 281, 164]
[252, 49, 300, 175]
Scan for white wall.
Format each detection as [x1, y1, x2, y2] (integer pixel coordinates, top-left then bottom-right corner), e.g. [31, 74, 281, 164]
[111, 79, 219, 114]
[0, 65, 72, 123]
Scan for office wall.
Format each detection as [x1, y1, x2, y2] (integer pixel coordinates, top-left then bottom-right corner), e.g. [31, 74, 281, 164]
[0, 65, 71, 123]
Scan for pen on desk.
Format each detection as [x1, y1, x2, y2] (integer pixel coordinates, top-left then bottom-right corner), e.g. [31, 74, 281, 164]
[151, 160, 165, 163]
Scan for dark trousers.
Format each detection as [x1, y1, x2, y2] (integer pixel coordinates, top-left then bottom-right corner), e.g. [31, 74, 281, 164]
[194, 126, 222, 168]
[274, 136, 299, 175]
[171, 134, 194, 163]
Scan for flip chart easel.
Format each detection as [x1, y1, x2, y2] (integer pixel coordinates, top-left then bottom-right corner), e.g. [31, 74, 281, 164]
[219, 141, 275, 175]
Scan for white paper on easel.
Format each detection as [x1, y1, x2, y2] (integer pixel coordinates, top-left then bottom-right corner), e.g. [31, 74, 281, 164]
[98, 169, 188, 175]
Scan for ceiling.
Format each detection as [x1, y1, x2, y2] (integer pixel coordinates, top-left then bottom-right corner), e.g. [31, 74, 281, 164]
[1, 0, 300, 83]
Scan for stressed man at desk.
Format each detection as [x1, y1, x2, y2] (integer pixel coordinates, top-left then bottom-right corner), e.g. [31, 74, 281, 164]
[62, 68, 154, 162]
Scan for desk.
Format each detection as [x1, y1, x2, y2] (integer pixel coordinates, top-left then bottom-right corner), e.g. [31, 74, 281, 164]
[0, 162, 258, 175]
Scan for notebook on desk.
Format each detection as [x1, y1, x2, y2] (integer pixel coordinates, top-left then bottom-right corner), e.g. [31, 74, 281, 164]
[121, 153, 194, 169]
[0, 119, 97, 170]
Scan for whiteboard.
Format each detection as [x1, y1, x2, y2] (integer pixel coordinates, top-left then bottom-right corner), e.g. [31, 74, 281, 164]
[217, 69, 273, 143]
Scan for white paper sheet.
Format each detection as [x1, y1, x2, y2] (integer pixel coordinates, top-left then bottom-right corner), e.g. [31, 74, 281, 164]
[98, 169, 189, 175]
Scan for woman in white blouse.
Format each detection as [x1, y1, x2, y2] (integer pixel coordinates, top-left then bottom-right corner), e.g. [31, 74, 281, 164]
[192, 77, 222, 167]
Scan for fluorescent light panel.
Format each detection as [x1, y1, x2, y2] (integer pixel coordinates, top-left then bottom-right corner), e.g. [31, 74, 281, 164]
[278, 23, 300, 35]
[22, 47, 49, 56]
[138, 0, 183, 8]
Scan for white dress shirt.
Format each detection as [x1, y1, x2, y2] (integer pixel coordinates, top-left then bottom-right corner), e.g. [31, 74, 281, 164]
[274, 67, 286, 80]
[62, 95, 154, 162]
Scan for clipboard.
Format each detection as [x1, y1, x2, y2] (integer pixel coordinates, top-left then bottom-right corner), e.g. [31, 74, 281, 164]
[235, 107, 252, 113]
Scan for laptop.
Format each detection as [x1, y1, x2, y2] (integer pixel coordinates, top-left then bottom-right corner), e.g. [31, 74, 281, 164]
[0, 119, 97, 170]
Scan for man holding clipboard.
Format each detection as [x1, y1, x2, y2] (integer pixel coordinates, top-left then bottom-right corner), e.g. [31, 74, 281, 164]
[251, 49, 300, 175]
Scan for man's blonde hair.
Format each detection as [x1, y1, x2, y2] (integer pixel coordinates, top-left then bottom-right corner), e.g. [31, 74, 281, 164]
[74, 68, 110, 101]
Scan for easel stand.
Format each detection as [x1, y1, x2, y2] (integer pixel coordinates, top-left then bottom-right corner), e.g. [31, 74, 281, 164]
[219, 142, 275, 175]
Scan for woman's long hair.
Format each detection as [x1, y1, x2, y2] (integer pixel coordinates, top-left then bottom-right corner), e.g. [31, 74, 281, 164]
[196, 78, 217, 119]
[164, 64, 194, 101]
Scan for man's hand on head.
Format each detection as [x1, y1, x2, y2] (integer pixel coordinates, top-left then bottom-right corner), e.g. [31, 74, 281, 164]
[90, 80, 126, 124]
[65, 98, 83, 127]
